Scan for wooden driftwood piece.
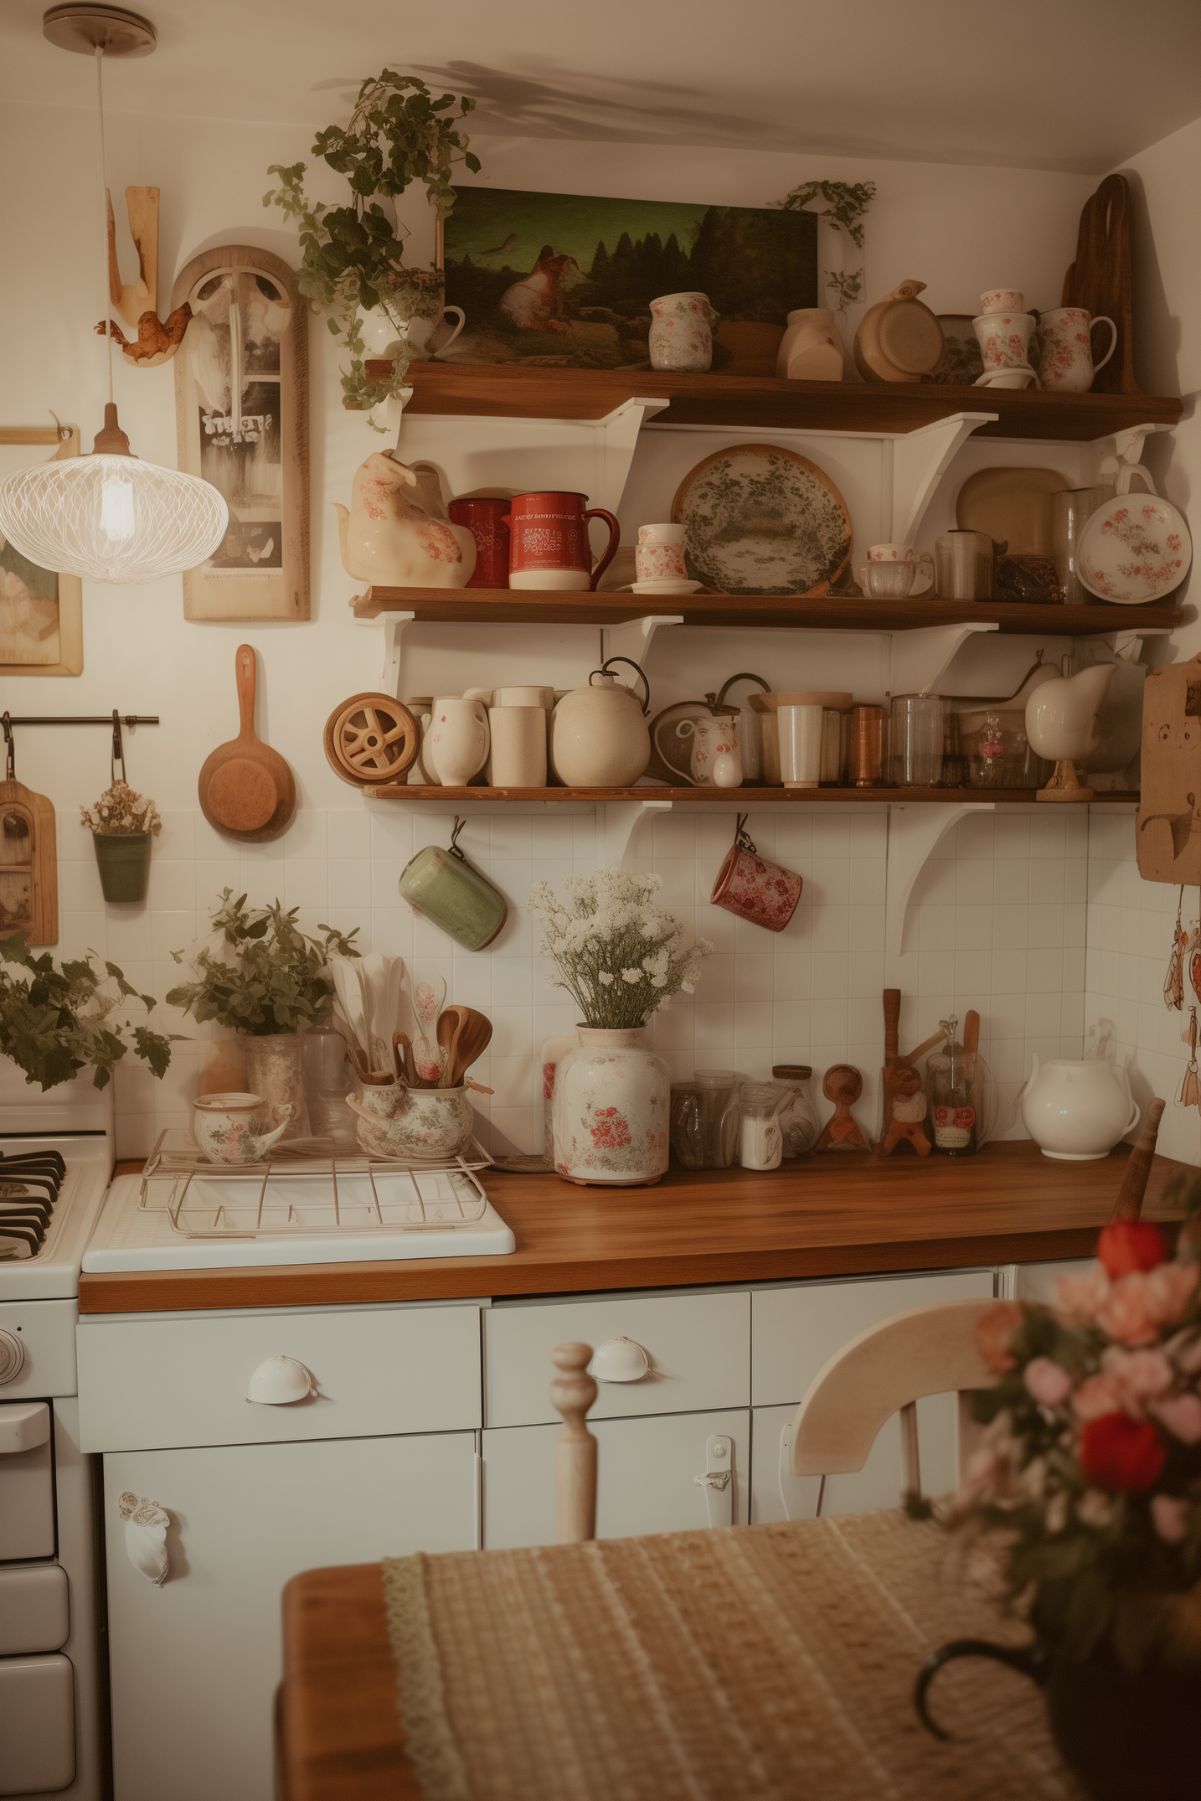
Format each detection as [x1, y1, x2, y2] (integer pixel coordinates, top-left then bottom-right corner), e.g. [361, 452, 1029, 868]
[108, 185, 158, 327]
[1110, 1097, 1166, 1222]
[1061, 174, 1138, 395]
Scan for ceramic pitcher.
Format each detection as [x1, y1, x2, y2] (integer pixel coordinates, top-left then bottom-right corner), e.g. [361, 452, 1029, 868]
[334, 454, 477, 588]
[1037, 307, 1118, 392]
[1020, 1054, 1138, 1160]
[648, 292, 719, 371]
[504, 491, 620, 591]
[427, 695, 489, 787]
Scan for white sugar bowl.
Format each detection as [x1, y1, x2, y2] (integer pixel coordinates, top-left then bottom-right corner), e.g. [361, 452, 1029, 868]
[1020, 1054, 1139, 1160]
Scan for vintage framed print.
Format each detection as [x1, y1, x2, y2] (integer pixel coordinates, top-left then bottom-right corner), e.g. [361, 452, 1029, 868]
[171, 245, 309, 620]
[0, 424, 83, 676]
[441, 186, 817, 375]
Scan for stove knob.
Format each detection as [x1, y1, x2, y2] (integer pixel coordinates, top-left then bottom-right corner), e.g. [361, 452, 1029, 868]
[0, 1329, 25, 1384]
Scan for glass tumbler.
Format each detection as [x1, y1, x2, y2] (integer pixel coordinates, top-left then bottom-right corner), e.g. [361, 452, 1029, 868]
[889, 694, 945, 787]
[1052, 485, 1111, 604]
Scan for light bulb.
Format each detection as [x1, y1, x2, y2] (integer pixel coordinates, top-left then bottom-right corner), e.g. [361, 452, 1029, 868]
[99, 462, 135, 544]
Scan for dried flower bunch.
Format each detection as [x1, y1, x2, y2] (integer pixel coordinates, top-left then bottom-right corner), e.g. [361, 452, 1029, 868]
[529, 869, 711, 1031]
[80, 779, 162, 838]
[935, 1205, 1201, 1669]
[167, 890, 359, 1037]
[0, 934, 171, 1090]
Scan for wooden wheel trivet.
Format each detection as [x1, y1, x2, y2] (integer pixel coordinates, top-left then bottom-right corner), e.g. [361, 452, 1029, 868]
[323, 694, 419, 786]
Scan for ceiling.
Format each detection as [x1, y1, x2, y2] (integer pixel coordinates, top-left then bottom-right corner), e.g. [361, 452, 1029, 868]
[3, 0, 1199, 171]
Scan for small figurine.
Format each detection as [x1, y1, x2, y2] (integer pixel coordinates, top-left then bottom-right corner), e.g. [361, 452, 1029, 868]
[814, 1064, 870, 1151]
[96, 303, 192, 365]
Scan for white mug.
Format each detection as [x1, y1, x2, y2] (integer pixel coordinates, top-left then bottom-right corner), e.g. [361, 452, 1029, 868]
[487, 706, 548, 786]
[1037, 307, 1118, 392]
[973, 309, 1036, 371]
[777, 704, 824, 789]
[428, 695, 489, 787]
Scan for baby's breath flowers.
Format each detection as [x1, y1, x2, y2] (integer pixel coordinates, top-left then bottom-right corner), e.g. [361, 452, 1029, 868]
[529, 868, 711, 1029]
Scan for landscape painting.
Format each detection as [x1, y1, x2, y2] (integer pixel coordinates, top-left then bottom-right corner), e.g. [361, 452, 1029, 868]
[441, 187, 817, 373]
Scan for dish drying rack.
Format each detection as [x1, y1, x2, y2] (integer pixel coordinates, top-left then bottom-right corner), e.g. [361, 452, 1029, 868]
[137, 1130, 493, 1241]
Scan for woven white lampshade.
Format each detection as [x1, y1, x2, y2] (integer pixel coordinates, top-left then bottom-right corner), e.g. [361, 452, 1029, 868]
[0, 408, 228, 583]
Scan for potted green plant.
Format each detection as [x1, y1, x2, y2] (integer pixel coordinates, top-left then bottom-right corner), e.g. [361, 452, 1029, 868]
[167, 890, 359, 1139]
[264, 69, 480, 417]
[0, 934, 171, 1090]
[80, 779, 162, 903]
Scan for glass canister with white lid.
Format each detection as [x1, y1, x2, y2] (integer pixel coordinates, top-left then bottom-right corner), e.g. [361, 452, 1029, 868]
[770, 1064, 819, 1157]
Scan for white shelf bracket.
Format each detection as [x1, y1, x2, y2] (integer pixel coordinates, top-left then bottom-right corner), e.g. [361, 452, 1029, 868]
[592, 396, 669, 513]
[1097, 421, 1173, 481]
[888, 621, 999, 696]
[378, 611, 416, 695]
[889, 411, 996, 546]
[600, 797, 673, 867]
[603, 613, 684, 665]
[885, 801, 995, 970]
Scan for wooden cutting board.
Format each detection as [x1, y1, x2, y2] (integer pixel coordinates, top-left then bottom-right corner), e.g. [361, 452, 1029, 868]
[0, 778, 57, 945]
[1062, 174, 1138, 394]
[197, 644, 296, 841]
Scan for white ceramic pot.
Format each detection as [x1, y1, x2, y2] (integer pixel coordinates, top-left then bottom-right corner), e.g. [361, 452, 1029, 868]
[1020, 1054, 1139, 1161]
[549, 661, 651, 787]
[1024, 664, 1115, 765]
[776, 307, 845, 381]
[192, 1093, 293, 1165]
[552, 1027, 670, 1186]
[427, 695, 490, 787]
[345, 1084, 474, 1161]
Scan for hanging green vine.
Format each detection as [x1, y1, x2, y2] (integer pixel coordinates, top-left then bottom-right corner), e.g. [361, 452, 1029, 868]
[778, 180, 877, 313]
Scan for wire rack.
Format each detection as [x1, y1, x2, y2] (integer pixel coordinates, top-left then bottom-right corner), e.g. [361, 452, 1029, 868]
[137, 1130, 493, 1241]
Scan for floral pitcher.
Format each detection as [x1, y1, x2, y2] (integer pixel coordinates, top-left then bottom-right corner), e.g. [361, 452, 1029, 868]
[334, 453, 477, 588]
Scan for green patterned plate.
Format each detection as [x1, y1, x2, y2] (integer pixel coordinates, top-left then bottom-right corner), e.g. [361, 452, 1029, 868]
[672, 443, 852, 597]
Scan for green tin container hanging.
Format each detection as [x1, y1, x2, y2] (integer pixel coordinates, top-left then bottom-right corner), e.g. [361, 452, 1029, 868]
[398, 817, 507, 951]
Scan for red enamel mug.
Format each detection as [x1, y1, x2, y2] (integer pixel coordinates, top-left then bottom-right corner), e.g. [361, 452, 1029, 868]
[448, 496, 511, 589]
[503, 490, 620, 591]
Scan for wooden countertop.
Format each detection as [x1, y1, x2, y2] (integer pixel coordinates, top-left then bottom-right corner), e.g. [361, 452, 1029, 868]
[84, 1143, 1190, 1315]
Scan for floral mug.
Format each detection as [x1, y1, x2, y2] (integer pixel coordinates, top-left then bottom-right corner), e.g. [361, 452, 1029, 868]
[648, 291, 719, 371]
[710, 818, 803, 933]
[1037, 307, 1118, 392]
[192, 1093, 293, 1165]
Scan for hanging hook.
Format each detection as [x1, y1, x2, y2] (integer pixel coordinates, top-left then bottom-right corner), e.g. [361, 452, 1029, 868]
[111, 710, 127, 785]
[734, 810, 757, 854]
[448, 815, 467, 860]
[2, 713, 13, 782]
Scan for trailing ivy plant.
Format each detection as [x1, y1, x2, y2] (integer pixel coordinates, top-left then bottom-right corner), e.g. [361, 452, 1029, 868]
[167, 891, 359, 1037]
[0, 935, 172, 1091]
[264, 71, 480, 416]
[778, 180, 877, 313]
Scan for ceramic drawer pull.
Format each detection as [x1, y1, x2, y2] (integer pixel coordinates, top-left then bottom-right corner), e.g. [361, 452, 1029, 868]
[588, 1337, 651, 1383]
[245, 1354, 317, 1405]
[118, 1492, 171, 1586]
[694, 1435, 735, 1528]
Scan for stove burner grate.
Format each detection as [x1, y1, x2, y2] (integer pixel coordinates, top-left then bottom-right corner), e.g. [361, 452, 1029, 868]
[0, 1150, 65, 1259]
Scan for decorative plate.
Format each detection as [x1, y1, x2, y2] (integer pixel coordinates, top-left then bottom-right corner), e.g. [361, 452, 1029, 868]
[1077, 483, 1192, 605]
[956, 466, 1071, 554]
[672, 444, 852, 597]
[933, 315, 984, 384]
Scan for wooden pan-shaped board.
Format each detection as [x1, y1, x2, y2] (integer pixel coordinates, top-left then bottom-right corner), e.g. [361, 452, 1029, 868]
[324, 694, 419, 786]
[1137, 654, 1201, 886]
[198, 643, 295, 840]
[173, 245, 309, 620]
[0, 778, 57, 945]
[1061, 175, 1137, 395]
[956, 466, 1071, 554]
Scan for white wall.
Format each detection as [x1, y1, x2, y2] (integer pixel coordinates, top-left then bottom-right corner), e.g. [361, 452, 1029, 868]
[0, 99, 1109, 1155]
[1084, 116, 1201, 1165]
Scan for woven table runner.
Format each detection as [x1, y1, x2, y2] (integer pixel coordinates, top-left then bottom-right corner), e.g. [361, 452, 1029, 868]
[382, 1512, 1083, 1801]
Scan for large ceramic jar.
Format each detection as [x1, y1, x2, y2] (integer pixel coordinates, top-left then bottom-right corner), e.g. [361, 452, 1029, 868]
[552, 1027, 669, 1186]
[1020, 1054, 1139, 1161]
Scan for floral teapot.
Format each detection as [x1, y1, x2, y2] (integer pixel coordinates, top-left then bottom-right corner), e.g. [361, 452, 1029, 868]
[334, 453, 477, 589]
[191, 1094, 293, 1166]
[549, 656, 651, 787]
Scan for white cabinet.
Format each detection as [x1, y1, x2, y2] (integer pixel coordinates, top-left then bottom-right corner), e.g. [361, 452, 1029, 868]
[102, 1431, 477, 1801]
[483, 1409, 749, 1548]
[1011, 1258, 1090, 1302]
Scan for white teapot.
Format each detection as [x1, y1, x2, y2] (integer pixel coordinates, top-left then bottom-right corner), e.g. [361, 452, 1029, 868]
[334, 454, 477, 589]
[549, 656, 651, 787]
[1020, 1054, 1139, 1160]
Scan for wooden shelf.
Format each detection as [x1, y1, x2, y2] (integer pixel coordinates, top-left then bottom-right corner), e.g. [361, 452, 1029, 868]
[366, 784, 1139, 805]
[351, 587, 1183, 634]
[367, 358, 1183, 440]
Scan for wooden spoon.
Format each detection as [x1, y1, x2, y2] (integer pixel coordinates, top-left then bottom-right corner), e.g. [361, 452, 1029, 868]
[392, 1032, 417, 1087]
[197, 644, 295, 841]
[438, 1006, 493, 1088]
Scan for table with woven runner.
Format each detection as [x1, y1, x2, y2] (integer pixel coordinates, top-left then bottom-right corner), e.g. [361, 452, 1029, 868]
[279, 1510, 1084, 1801]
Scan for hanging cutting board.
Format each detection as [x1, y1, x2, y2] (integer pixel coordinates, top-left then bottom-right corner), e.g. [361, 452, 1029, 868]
[1061, 175, 1137, 395]
[172, 245, 309, 620]
[0, 779, 57, 945]
[197, 644, 296, 841]
[1137, 654, 1201, 885]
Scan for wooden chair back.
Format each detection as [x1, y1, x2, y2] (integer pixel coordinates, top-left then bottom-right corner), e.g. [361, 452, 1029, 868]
[790, 1299, 997, 1507]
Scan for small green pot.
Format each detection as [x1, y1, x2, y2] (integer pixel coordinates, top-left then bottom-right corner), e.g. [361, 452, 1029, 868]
[93, 832, 151, 903]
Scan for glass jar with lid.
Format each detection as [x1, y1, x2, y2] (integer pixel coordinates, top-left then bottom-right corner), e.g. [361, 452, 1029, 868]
[738, 1081, 787, 1171]
[670, 1069, 740, 1170]
[770, 1064, 819, 1158]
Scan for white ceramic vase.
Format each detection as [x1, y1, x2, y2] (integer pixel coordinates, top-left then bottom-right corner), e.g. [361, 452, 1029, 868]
[552, 1027, 670, 1186]
[1020, 1054, 1139, 1160]
[427, 696, 489, 787]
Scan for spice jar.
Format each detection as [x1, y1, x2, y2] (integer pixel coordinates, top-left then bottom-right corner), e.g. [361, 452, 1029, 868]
[771, 1064, 819, 1157]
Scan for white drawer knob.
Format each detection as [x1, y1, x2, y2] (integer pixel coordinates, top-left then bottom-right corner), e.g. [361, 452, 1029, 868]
[0, 1328, 25, 1385]
[245, 1355, 317, 1405]
[589, 1336, 650, 1384]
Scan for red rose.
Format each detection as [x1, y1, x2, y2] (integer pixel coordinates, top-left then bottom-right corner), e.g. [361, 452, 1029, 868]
[1079, 1412, 1166, 1493]
[1098, 1220, 1166, 1278]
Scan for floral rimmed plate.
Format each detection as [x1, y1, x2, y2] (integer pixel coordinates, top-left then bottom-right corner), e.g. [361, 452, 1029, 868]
[671, 444, 852, 596]
[1078, 473, 1192, 605]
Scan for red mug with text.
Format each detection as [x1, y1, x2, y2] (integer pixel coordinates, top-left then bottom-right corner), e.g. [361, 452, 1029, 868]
[448, 496, 511, 589]
[504, 490, 620, 591]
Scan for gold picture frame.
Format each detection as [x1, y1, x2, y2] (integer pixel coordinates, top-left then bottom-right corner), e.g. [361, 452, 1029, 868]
[0, 424, 83, 677]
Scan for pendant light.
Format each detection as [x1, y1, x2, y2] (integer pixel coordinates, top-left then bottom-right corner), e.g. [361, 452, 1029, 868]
[0, 6, 227, 583]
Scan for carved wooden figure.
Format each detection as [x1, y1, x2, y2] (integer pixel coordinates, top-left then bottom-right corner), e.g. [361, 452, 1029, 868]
[878, 987, 933, 1157]
[1137, 655, 1201, 886]
[814, 1063, 870, 1152]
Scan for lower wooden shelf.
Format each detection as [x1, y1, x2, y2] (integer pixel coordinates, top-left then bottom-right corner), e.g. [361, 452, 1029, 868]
[366, 784, 1140, 805]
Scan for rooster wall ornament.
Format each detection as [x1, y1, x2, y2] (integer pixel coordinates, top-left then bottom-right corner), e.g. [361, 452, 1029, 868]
[92, 184, 191, 364]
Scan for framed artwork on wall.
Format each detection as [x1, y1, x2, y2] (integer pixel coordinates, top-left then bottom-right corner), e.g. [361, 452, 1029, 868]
[0, 424, 83, 677]
[440, 186, 818, 375]
[171, 245, 309, 621]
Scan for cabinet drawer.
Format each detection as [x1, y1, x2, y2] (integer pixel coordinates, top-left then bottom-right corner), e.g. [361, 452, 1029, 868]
[485, 1290, 749, 1427]
[77, 1304, 481, 1452]
[0, 1566, 69, 1655]
[0, 1403, 55, 1562]
[752, 1269, 995, 1407]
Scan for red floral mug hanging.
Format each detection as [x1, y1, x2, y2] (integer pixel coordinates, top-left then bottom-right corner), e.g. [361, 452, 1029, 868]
[709, 814, 803, 933]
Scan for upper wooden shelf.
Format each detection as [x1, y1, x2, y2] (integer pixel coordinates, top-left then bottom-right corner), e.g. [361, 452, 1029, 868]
[365, 783, 1139, 806]
[351, 586, 1182, 634]
[368, 359, 1183, 440]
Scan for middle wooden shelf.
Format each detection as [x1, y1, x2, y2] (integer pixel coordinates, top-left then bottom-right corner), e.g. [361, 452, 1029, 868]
[366, 784, 1140, 805]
